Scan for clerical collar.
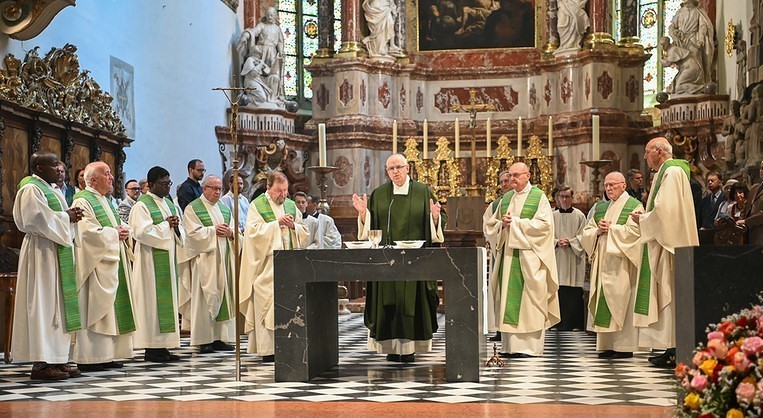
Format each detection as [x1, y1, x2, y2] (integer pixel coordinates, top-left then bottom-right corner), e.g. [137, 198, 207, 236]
[516, 182, 532, 194]
[393, 176, 411, 195]
[557, 207, 574, 213]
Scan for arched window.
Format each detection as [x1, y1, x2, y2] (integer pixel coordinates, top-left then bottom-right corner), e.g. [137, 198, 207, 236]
[613, 0, 682, 108]
[278, 0, 342, 107]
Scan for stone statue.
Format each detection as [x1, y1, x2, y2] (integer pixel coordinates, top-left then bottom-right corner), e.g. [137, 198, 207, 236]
[556, 0, 589, 53]
[240, 57, 274, 107]
[362, 0, 402, 58]
[735, 28, 747, 100]
[667, 0, 714, 92]
[744, 84, 763, 167]
[722, 100, 745, 168]
[237, 7, 285, 107]
[660, 36, 704, 95]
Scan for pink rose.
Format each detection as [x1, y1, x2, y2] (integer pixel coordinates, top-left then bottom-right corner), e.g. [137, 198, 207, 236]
[693, 350, 711, 366]
[707, 331, 725, 341]
[708, 339, 729, 360]
[733, 351, 752, 373]
[742, 337, 763, 355]
[690, 374, 709, 392]
[736, 382, 756, 404]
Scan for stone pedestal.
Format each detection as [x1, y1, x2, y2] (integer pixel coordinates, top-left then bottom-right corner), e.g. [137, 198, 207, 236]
[273, 247, 485, 382]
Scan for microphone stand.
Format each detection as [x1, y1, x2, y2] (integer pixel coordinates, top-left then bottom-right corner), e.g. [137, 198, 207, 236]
[385, 199, 395, 247]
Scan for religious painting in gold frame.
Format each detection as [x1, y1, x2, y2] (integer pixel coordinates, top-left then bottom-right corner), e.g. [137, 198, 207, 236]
[417, 0, 539, 51]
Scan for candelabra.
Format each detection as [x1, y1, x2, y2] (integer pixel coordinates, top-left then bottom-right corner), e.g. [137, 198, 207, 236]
[307, 166, 338, 215]
[580, 160, 614, 201]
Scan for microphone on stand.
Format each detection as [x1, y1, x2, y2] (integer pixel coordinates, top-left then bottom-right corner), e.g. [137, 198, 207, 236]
[385, 198, 395, 247]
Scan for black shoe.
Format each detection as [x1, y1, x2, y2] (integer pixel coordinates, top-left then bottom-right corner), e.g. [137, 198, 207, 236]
[489, 333, 502, 342]
[400, 353, 415, 363]
[261, 355, 275, 363]
[507, 353, 535, 358]
[499, 352, 511, 359]
[145, 349, 179, 363]
[611, 351, 633, 359]
[198, 344, 214, 354]
[648, 348, 676, 367]
[211, 340, 235, 351]
[386, 354, 401, 362]
[597, 350, 616, 359]
[77, 363, 105, 372]
[102, 361, 124, 369]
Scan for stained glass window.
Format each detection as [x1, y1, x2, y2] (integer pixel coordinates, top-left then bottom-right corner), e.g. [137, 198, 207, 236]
[613, 0, 683, 108]
[277, 0, 342, 104]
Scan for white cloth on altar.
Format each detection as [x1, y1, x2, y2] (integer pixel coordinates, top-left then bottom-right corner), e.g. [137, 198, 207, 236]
[71, 187, 134, 363]
[12, 175, 77, 363]
[129, 192, 185, 349]
[240, 193, 309, 355]
[182, 196, 236, 346]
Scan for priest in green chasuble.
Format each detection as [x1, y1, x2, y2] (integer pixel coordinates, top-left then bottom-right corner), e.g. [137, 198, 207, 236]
[181, 175, 237, 354]
[71, 162, 136, 371]
[483, 162, 560, 357]
[630, 137, 699, 367]
[240, 172, 309, 361]
[581, 172, 644, 359]
[352, 154, 443, 363]
[129, 166, 186, 363]
[13, 151, 84, 380]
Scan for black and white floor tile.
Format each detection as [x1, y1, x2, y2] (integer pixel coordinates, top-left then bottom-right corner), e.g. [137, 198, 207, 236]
[0, 314, 677, 405]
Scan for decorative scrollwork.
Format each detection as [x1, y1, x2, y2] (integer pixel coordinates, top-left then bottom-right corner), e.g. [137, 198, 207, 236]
[524, 135, 554, 199]
[484, 135, 515, 202]
[0, 0, 75, 40]
[0, 44, 126, 136]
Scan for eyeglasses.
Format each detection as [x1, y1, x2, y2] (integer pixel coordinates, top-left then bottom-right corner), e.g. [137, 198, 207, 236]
[126, 187, 141, 191]
[158, 181, 173, 187]
[205, 186, 223, 192]
[557, 194, 573, 199]
[508, 172, 529, 178]
[195, 168, 206, 172]
[386, 165, 408, 172]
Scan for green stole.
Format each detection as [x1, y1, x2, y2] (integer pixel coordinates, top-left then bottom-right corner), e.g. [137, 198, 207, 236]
[18, 176, 81, 332]
[634, 159, 690, 316]
[137, 193, 178, 333]
[189, 198, 233, 321]
[497, 186, 544, 326]
[591, 196, 640, 327]
[252, 194, 298, 249]
[73, 189, 136, 334]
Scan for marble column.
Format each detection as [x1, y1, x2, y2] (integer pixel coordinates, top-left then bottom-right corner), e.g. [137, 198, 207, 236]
[618, 0, 640, 47]
[584, 0, 615, 48]
[337, 0, 366, 57]
[394, 0, 408, 61]
[315, 0, 335, 58]
[243, 0, 257, 29]
[542, 0, 559, 58]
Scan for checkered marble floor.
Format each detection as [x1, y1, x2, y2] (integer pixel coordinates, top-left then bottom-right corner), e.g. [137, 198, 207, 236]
[0, 314, 677, 405]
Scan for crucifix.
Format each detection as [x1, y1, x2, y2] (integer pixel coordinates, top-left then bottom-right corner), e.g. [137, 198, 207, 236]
[451, 89, 495, 195]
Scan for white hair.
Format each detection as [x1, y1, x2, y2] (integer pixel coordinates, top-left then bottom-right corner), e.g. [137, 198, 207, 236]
[202, 175, 222, 187]
[83, 162, 105, 188]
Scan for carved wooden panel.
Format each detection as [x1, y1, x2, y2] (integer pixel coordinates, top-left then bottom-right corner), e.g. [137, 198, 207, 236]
[39, 135, 61, 157]
[1, 127, 27, 215]
[101, 152, 116, 176]
[70, 144, 90, 177]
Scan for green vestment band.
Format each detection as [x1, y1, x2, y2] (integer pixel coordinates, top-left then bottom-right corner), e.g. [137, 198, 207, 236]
[253, 194, 297, 249]
[137, 194, 178, 333]
[74, 189, 136, 334]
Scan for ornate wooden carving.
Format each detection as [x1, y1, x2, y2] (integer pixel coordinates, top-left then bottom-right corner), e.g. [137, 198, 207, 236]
[0, 0, 75, 40]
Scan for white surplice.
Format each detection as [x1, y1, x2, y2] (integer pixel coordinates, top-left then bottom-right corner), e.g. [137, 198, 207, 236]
[129, 192, 185, 349]
[553, 208, 587, 288]
[181, 196, 236, 346]
[71, 187, 134, 363]
[12, 175, 77, 363]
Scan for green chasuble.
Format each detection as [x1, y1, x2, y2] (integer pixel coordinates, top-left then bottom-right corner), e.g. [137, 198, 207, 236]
[363, 180, 445, 342]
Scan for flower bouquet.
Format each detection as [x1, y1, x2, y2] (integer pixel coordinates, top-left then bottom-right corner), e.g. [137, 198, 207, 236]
[675, 304, 763, 417]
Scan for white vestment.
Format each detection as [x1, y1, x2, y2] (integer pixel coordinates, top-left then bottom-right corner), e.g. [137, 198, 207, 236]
[580, 192, 644, 352]
[483, 183, 560, 356]
[12, 175, 77, 363]
[636, 161, 699, 349]
[181, 196, 236, 346]
[240, 194, 309, 355]
[553, 208, 587, 288]
[305, 213, 342, 249]
[71, 188, 135, 363]
[129, 192, 185, 349]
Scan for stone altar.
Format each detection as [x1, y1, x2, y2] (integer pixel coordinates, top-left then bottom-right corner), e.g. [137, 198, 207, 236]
[273, 247, 485, 382]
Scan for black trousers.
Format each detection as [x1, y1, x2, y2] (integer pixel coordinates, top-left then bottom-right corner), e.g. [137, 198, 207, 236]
[555, 286, 585, 331]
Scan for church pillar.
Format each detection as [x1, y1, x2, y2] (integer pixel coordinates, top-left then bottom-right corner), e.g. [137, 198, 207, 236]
[243, 0, 257, 28]
[394, 0, 408, 62]
[584, 0, 615, 49]
[336, 0, 366, 57]
[542, 0, 559, 58]
[315, 0, 335, 59]
[618, 0, 640, 48]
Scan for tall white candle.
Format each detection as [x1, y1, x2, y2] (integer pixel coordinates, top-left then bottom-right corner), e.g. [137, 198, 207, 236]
[318, 123, 327, 166]
[486, 118, 491, 157]
[455, 118, 460, 158]
[392, 119, 398, 154]
[592, 115, 600, 160]
[548, 116, 553, 155]
[423, 119, 428, 159]
[517, 117, 523, 157]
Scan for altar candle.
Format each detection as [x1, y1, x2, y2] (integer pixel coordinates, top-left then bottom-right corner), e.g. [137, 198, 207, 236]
[455, 118, 460, 158]
[423, 119, 428, 159]
[392, 119, 398, 154]
[486, 118, 491, 157]
[318, 123, 327, 166]
[517, 117, 523, 157]
[548, 116, 553, 155]
[592, 115, 600, 160]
